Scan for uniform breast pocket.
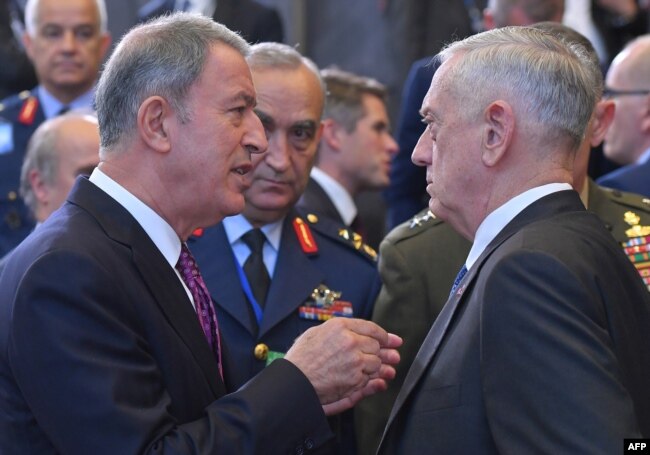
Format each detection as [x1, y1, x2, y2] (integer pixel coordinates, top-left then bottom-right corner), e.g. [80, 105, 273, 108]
[412, 384, 461, 413]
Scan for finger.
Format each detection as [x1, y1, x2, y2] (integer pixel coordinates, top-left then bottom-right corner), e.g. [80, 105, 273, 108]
[340, 318, 390, 345]
[383, 333, 403, 348]
[321, 378, 388, 416]
[378, 347, 401, 366]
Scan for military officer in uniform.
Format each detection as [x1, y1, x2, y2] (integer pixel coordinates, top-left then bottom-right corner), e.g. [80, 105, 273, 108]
[188, 42, 378, 454]
[0, 0, 110, 255]
[354, 23, 650, 455]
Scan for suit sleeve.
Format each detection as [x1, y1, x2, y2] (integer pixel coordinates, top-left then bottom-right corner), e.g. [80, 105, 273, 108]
[8, 250, 332, 454]
[480, 250, 641, 454]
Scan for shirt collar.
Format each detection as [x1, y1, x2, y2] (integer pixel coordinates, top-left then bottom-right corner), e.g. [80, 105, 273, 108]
[465, 183, 572, 270]
[310, 166, 357, 225]
[636, 147, 650, 165]
[37, 85, 96, 119]
[222, 213, 283, 252]
[89, 168, 181, 269]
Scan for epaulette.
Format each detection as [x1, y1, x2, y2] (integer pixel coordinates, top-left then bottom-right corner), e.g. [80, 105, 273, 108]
[301, 213, 377, 262]
[602, 187, 650, 213]
[0, 91, 38, 125]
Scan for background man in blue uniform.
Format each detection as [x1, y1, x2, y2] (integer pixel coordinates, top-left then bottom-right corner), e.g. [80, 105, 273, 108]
[189, 42, 379, 454]
[0, 0, 110, 255]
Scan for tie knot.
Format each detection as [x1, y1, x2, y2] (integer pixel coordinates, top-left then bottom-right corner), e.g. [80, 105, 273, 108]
[241, 228, 266, 254]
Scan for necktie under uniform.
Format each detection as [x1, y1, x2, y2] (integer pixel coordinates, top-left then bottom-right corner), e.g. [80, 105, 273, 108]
[176, 243, 223, 379]
[449, 264, 468, 298]
[241, 228, 271, 307]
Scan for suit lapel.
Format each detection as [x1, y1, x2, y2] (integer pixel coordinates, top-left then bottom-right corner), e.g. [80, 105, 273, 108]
[259, 216, 325, 336]
[68, 178, 225, 398]
[190, 224, 257, 337]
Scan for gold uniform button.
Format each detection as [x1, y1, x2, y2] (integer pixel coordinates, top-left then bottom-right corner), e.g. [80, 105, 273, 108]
[254, 343, 269, 360]
[307, 213, 318, 223]
[7, 191, 17, 201]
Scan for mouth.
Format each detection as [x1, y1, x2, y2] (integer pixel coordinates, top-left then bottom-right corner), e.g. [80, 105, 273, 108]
[232, 162, 252, 175]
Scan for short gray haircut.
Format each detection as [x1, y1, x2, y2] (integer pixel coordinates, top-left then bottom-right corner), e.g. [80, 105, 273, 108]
[25, 0, 108, 36]
[321, 67, 388, 133]
[95, 12, 249, 153]
[19, 115, 72, 214]
[437, 26, 598, 151]
[488, 0, 564, 28]
[246, 42, 326, 114]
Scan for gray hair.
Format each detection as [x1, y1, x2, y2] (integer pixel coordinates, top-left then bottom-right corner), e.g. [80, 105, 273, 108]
[488, 0, 564, 28]
[25, 0, 108, 36]
[247, 42, 326, 110]
[321, 67, 387, 133]
[437, 26, 598, 151]
[20, 116, 69, 214]
[95, 12, 249, 153]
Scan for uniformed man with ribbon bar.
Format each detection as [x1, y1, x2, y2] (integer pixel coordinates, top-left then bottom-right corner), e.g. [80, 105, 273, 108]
[355, 22, 650, 455]
[0, 0, 110, 255]
[188, 43, 377, 454]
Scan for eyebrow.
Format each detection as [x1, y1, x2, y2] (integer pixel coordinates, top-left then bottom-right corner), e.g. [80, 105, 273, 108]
[291, 120, 317, 131]
[254, 109, 274, 129]
[229, 92, 256, 107]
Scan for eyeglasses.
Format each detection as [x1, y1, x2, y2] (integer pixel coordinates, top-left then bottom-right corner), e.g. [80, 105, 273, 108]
[603, 87, 650, 98]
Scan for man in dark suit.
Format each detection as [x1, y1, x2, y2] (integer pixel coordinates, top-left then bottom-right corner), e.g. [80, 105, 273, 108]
[0, 13, 401, 453]
[378, 26, 650, 453]
[597, 35, 650, 197]
[0, 0, 111, 256]
[384, 0, 564, 228]
[297, 68, 398, 249]
[356, 22, 650, 455]
[189, 43, 380, 454]
[138, 0, 284, 43]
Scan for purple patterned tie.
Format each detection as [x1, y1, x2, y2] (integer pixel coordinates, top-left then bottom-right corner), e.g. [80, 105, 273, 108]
[176, 243, 223, 380]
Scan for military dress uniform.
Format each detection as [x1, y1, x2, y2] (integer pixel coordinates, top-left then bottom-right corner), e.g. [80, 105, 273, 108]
[188, 209, 378, 454]
[354, 179, 650, 455]
[0, 90, 44, 255]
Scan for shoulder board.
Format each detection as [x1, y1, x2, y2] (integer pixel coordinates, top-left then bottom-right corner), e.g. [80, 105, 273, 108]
[302, 213, 377, 262]
[602, 187, 650, 213]
[385, 209, 443, 244]
[293, 216, 319, 255]
[17, 96, 39, 126]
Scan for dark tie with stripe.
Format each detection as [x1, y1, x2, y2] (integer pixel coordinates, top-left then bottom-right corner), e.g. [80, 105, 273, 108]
[176, 243, 223, 379]
[242, 228, 271, 307]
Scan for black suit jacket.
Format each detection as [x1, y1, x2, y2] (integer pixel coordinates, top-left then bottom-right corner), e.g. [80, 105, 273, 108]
[379, 190, 650, 453]
[0, 177, 333, 454]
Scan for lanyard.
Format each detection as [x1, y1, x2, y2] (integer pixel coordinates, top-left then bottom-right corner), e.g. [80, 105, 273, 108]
[234, 256, 264, 325]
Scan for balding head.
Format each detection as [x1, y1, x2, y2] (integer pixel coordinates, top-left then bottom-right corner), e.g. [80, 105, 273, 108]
[20, 114, 100, 222]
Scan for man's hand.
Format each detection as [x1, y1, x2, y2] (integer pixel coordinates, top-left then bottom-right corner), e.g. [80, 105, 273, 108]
[284, 318, 402, 416]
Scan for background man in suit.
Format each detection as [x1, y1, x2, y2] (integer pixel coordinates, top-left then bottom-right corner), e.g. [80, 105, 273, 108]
[0, 0, 110, 256]
[297, 68, 398, 248]
[138, 0, 284, 43]
[0, 13, 400, 453]
[378, 26, 650, 453]
[384, 0, 564, 228]
[597, 35, 650, 196]
[356, 22, 650, 454]
[189, 43, 380, 454]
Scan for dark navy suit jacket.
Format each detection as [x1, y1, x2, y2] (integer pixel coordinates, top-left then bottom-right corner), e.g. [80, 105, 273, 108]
[597, 159, 650, 198]
[0, 178, 334, 454]
[378, 190, 650, 453]
[0, 89, 43, 255]
[384, 57, 438, 229]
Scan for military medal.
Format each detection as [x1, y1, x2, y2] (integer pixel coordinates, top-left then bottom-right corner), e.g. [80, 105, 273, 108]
[621, 211, 650, 291]
[299, 284, 353, 321]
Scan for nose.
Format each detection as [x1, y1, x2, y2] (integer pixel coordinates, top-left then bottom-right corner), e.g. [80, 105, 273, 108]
[385, 133, 399, 156]
[60, 30, 77, 52]
[264, 132, 291, 173]
[411, 132, 432, 167]
[243, 111, 267, 156]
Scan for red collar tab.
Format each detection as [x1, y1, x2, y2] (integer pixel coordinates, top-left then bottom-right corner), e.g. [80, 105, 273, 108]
[293, 217, 318, 255]
[18, 97, 38, 126]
